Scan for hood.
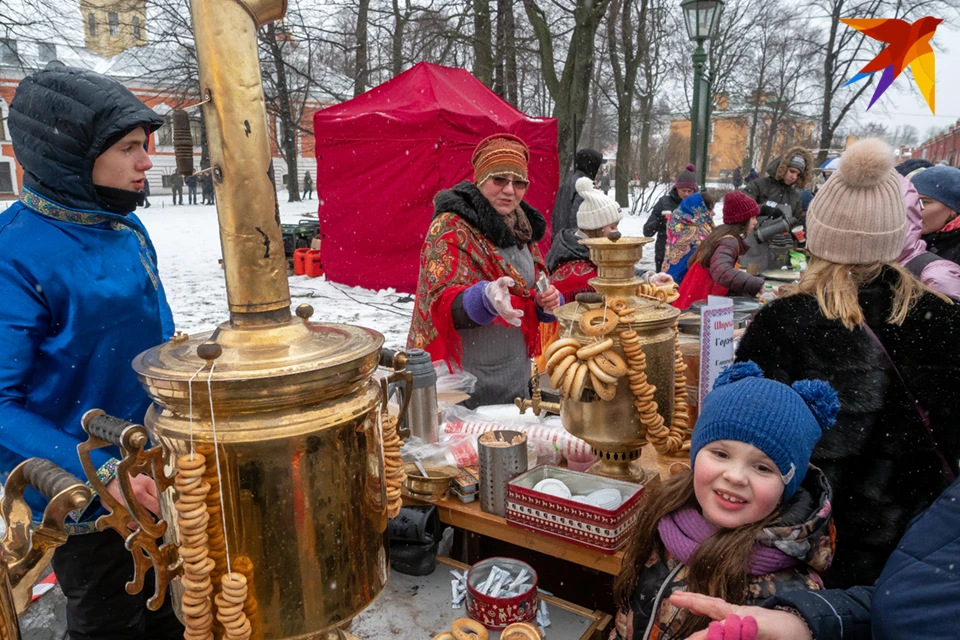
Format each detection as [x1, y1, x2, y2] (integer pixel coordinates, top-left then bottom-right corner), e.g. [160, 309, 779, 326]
[756, 466, 835, 572]
[10, 66, 163, 213]
[434, 180, 546, 249]
[766, 146, 814, 190]
[898, 174, 927, 264]
[545, 227, 590, 272]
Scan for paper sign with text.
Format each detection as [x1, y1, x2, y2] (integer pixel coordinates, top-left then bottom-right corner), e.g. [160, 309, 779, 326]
[699, 295, 735, 401]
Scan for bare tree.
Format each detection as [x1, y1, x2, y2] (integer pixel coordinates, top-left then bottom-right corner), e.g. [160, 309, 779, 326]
[606, 0, 645, 206]
[473, 0, 493, 85]
[493, 0, 518, 103]
[353, 0, 370, 95]
[523, 0, 612, 171]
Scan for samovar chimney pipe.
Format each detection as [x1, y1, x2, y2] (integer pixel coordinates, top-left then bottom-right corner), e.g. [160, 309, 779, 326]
[190, 0, 292, 325]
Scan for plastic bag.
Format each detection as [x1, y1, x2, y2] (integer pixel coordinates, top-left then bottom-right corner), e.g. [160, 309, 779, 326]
[440, 411, 591, 467]
[435, 362, 477, 395]
[401, 432, 538, 469]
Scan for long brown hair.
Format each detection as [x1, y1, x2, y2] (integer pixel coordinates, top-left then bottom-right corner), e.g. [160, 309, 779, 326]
[612, 471, 780, 637]
[689, 221, 749, 268]
[782, 257, 951, 330]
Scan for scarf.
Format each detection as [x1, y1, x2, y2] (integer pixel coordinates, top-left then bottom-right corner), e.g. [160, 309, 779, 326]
[657, 507, 799, 575]
[503, 208, 533, 246]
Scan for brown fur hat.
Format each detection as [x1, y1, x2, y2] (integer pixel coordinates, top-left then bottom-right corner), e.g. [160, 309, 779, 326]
[774, 146, 814, 189]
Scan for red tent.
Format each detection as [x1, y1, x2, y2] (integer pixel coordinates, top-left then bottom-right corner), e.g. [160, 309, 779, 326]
[313, 62, 559, 293]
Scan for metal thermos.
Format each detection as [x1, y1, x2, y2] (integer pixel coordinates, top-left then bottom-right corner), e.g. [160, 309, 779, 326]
[400, 348, 439, 443]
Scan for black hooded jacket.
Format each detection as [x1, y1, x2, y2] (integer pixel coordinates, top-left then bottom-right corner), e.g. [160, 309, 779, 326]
[9, 66, 163, 213]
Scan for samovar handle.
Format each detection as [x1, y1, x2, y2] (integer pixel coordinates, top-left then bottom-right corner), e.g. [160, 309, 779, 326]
[0, 458, 94, 613]
[77, 409, 179, 611]
[379, 348, 414, 429]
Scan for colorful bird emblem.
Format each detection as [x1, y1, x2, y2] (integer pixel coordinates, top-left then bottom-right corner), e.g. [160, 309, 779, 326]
[841, 16, 942, 114]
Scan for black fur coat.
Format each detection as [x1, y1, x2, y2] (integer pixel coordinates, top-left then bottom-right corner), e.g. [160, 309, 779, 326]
[736, 267, 960, 589]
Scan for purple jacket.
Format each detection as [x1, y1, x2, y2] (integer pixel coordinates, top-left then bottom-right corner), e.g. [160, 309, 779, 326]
[898, 175, 960, 300]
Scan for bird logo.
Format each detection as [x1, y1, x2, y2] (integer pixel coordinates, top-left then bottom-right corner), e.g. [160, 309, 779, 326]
[841, 16, 942, 114]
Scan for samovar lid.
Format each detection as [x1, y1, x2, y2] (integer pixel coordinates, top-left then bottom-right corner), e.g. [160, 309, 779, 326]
[132, 317, 384, 411]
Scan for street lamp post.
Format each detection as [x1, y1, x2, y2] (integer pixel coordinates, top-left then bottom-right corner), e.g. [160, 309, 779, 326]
[681, 0, 724, 188]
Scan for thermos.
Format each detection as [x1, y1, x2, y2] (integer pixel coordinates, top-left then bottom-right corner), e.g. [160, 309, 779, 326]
[399, 348, 440, 443]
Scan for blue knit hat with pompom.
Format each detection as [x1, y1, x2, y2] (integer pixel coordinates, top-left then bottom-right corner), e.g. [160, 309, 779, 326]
[690, 361, 839, 499]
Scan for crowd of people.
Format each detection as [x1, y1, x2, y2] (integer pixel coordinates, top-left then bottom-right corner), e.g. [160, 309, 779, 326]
[3, 61, 960, 640]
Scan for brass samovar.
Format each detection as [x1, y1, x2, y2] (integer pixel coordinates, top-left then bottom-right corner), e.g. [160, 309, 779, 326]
[71, 0, 410, 637]
[549, 235, 686, 482]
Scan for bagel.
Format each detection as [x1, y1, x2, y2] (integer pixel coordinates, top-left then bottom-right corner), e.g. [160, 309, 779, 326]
[607, 297, 630, 314]
[579, 308, 618, 336]
[452, 617, 489, 640]
[586, 357, 618, 384]
[544, 337, 581, 361]
[576, 338, 614, 360]
[571, 361, 590, 401]
[596, 350, 627, 376]
[545, 345, 577, 373]
[561, 361, 581, 398]
[591, 376, 618, 401]
[549, 354, 577, 389]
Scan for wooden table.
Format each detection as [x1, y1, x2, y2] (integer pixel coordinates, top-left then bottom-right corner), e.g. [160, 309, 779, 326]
[404, 494, 625, 576]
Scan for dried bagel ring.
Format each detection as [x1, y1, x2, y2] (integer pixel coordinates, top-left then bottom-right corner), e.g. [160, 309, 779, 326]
[586, 358, 618, 384]
[579, 308, 618, 337]
[576, 338, 614, 360]
[571, 361, 590, 401]
[561, 361, 581, 398]
[544, 337, 581, 362]
[590, 372, 618, 401]
[596, 350, 627, 376]
[452, 618, 490, 640]
[178, 453, 207, 472]
[545, 345, 577, 373]
[607, 297, 630, 314]
[549, 354, 577, 390]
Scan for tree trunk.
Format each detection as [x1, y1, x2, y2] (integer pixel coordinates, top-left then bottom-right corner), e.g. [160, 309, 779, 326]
[816, 3, 841, 166]
[354, 0, 370, 97]
[392, 0, 406, 77]
[522, 0, 611, 172]
[266, 24, 300, 202]
[502, 0, 518, 104]
[473, 0, 493, 86]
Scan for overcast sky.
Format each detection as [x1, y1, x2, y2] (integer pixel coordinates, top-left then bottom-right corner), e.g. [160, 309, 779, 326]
[856, 22, 960, 141]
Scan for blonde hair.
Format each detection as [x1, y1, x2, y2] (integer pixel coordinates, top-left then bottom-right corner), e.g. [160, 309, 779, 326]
[782, 257, 950, 330]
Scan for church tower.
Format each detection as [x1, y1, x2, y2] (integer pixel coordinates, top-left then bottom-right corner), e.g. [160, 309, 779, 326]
[80, 0, 147, 58]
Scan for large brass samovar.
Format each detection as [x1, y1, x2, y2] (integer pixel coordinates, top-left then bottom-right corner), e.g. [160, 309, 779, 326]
[553, 236, 681, 482]
[72, 0, 407, 637]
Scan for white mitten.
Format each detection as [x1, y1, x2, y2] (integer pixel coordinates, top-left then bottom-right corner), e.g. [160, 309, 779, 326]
[484, 276, 524, 327]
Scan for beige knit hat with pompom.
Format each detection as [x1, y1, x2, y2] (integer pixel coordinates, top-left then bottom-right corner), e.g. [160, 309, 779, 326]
[575, 176, 622, 230]
[806, 138, 905, 264]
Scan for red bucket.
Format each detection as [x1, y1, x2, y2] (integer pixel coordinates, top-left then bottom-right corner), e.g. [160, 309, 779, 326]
[465, 557, 537, 630]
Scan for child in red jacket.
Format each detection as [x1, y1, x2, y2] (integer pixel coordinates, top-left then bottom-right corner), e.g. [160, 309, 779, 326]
[674, 191, 764, 310]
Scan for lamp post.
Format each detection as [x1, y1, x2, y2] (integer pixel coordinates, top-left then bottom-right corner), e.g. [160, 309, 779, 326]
[681, 0, 724, 188]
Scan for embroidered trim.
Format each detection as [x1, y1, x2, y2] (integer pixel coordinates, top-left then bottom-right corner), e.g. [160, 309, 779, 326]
[19, 188, 159, 289]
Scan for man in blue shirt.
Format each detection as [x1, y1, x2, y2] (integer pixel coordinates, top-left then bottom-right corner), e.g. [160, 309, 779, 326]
[1, 66, 179, 639]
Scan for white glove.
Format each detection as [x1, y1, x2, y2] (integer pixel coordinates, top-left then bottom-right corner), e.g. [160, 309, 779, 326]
[484, 276, 524, 327]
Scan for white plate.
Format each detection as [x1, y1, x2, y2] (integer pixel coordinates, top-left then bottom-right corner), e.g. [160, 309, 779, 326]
[585, 489, 622, 509]
[533, 478, 572, 499]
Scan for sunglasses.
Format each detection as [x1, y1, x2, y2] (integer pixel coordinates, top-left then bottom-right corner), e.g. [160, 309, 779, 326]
[491, 176, 529, 190]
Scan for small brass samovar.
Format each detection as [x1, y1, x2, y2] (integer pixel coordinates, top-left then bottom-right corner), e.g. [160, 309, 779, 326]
[552, 236, 682, 482]
[72, 0, 410, 637]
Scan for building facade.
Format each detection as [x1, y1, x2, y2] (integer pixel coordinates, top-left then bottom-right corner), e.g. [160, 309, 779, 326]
[0, 0, 332, 200]
[900, 120, 960, 167]
[668, 93, 818, 181]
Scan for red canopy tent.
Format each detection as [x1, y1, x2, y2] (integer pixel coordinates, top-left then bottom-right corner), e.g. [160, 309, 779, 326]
[313, 62, 559, 293]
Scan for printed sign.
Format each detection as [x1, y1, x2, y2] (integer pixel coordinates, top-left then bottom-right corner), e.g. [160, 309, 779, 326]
[699, 295, 735, 401]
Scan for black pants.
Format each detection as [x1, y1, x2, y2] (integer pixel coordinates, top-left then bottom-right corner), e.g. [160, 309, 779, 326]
[52, 530, 184, 640]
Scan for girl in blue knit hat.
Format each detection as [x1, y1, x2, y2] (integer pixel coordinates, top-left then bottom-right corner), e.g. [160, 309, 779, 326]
[610, 362, 840, 640]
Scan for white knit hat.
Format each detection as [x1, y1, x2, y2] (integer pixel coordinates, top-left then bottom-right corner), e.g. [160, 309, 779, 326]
[806, 138, 905, 264]
[575, 177, 622, 230]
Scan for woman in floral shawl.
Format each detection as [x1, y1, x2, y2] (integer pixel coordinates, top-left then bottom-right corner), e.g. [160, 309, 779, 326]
[663, 191, 715, 284]
[407, 134, 562, 408]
